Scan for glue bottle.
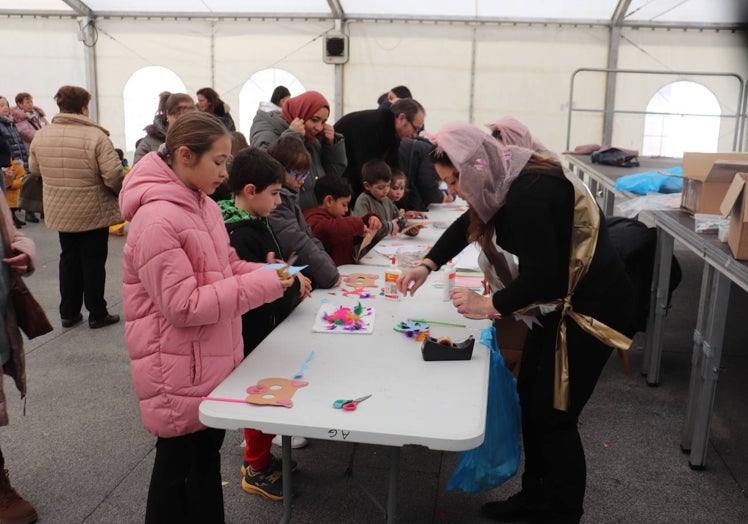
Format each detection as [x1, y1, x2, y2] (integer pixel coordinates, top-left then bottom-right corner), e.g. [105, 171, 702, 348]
[384, 257, 400, 300]
[442, 259, 456, 301]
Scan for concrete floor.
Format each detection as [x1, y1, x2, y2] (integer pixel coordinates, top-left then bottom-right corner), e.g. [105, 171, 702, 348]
[2, 218, 747, 523]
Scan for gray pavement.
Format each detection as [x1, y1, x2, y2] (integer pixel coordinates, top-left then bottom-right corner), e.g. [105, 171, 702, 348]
[2, 219, 747, 523]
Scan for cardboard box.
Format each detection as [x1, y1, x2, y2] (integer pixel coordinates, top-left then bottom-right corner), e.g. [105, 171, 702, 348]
[719, 172, 748, 261]
[495, 316, 528, 378]
[681, 152, 748, 214]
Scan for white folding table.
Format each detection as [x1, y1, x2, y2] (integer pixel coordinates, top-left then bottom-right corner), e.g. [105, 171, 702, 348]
[200, 264, 490, 523]
[643, 210, 748, 469]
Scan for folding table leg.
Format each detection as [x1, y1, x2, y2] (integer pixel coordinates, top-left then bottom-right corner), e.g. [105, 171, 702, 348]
[680, 263, 713, 453]
[386, 446, 401, 523]
[643, 227, 674, 385]
[280, 435, 293, 524]
[687, 272, 730, 470]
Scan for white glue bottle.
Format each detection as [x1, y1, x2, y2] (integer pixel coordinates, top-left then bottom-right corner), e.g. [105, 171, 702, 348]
[442, 259, 456, 301]
[384, 257, 401, 300]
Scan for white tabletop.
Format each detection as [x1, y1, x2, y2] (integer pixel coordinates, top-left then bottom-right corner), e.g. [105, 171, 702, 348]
[199, 264, 490, 452]
[359, 199, 481, 271]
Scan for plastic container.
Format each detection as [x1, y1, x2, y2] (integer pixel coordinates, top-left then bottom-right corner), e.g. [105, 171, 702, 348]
[718, 223, 729, 242]
[383, 257, 400, 300]
[442, 260, 456, 301]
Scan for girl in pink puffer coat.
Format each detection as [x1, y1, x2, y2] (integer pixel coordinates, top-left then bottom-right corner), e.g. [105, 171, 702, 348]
[120, 112, 293, 524]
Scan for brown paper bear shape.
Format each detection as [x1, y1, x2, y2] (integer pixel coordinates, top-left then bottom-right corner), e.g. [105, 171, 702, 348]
[341, 272, 379, 297]
[245, 377, 309, 408]
[342, 272, 379, 288]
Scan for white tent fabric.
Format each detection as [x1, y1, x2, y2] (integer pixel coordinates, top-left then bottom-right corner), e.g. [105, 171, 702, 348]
[0, 0, 743, 26]
[0, 0, 746, 155]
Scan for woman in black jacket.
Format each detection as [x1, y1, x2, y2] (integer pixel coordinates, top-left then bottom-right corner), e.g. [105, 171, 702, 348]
[397, 122, 634, 524]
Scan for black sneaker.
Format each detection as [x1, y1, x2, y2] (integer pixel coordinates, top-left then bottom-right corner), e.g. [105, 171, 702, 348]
[61, 314, 83, 328]
[242, 464, 283, 501]
[89, 314, 120, 329]
[24, 212, 39, 223]
[482, 492, 546, 522]
[241, 455, 297, 476]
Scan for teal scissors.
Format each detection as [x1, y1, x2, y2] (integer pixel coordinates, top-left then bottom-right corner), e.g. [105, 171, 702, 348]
[333, 394, 372, 411]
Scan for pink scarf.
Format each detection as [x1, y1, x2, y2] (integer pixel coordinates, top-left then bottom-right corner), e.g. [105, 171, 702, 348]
[486, 116, 547, 152]
[281, 91, 329, 143]
[433, 122, 533, 223]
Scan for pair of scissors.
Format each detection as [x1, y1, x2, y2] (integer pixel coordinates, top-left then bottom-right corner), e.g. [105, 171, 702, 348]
[333, 394, 372, 411]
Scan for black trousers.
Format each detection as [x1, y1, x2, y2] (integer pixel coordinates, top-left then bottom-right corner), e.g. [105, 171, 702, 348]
[58, 228, 109, 321]
[516, 312, 616, 522]
[145, 428, 226, 524]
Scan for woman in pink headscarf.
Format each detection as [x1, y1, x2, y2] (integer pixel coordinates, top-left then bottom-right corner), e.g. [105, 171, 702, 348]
[397, 122, 634, 524]
[249, 90, 347, 210]
[486, 116, 547, 152]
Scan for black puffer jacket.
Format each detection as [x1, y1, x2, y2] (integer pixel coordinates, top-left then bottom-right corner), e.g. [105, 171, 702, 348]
[222, 205, 301, 355]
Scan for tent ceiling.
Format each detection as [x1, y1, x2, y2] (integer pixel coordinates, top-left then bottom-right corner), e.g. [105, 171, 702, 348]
[0, 0, 744, 28]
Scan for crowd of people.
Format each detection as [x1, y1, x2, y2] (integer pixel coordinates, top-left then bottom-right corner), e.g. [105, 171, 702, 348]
[0, 82, 637, 524]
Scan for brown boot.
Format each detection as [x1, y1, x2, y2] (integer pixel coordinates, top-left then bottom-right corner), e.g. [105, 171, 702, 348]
[0, 469, 37, 524]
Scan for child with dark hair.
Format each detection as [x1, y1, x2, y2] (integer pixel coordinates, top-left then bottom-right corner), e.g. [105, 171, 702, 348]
[352, 159, 416, 243]
[303, 176, 382, 265]
[267, 135, 340, 289]
[218, 146, 312, 501]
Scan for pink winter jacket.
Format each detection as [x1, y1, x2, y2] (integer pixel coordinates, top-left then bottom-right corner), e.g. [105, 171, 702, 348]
[120, 152, 284, 438]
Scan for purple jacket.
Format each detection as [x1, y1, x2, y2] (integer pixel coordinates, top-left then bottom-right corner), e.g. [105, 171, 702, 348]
[120, 152, 283, 438]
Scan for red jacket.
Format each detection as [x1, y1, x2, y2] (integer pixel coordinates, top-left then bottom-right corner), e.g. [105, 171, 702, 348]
[303, 207, 377, 265]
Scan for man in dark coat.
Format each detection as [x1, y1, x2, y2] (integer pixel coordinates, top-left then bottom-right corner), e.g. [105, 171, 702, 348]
[335, 98, 425, 201]
[397, 136, 446, 211]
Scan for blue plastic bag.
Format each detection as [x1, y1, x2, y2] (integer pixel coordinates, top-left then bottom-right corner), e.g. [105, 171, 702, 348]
[612, 166, 683, 195]
[446, 326, 522, 493]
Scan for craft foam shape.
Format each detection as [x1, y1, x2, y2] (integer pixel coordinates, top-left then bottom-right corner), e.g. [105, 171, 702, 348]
[245, 377, 309, 408]
[341, 273, 380, 297]
[342, 273, 379, 288]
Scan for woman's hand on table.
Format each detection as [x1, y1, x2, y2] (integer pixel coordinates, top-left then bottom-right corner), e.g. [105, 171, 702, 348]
[397, 263, 432, 296]
[449, 287, 501, 319]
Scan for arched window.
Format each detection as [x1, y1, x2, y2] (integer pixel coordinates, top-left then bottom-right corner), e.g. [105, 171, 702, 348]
[239, 68, 305, 136]
[642, 81, 720, 157]
[123, 66, 187, 152]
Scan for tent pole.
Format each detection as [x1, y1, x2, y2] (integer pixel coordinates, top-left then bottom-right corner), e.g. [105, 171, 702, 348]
[81, 17, 99, 122]
[603, 0, 631, 145]
[468, 26, 477, 124]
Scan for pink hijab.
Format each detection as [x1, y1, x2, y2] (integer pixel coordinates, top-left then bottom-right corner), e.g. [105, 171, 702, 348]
[281, 91, 329, 143]
[486, 116, 547, 152]
[433, 122, 533, 223]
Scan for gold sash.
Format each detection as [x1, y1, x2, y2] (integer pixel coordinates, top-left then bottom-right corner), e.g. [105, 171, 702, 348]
[515, 170, 632, 411]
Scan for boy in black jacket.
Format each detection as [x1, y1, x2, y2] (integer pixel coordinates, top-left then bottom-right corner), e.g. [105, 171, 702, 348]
[219, 147, 312, 502]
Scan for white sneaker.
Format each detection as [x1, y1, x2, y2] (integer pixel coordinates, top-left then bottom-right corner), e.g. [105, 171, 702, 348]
[272, 435, 308, 449]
